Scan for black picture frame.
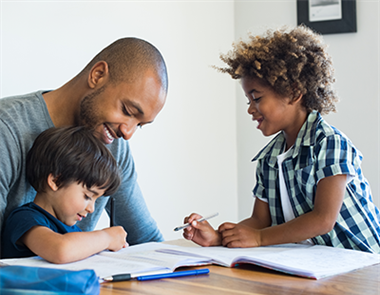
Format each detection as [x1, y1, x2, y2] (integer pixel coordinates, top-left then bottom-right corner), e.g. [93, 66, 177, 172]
[297, 0, 357, 35]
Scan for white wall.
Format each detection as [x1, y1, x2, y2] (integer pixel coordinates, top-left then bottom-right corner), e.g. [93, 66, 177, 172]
[235, 0, 380, 219]
[0, 0, 237, 241]
[1, 0, 379, 241]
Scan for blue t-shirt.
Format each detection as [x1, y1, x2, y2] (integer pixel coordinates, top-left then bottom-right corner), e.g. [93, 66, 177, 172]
[1, 202, 81, 259]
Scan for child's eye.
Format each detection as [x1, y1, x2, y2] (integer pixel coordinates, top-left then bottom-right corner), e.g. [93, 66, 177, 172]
[84, 195, 91, 201]
[253, 97, 262, 103]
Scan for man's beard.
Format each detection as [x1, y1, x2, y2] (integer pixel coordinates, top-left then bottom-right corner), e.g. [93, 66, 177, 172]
[78, 86, 106, 132]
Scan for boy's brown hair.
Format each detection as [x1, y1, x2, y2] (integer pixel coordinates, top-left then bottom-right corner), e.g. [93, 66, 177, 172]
[26, 126, 121, 196]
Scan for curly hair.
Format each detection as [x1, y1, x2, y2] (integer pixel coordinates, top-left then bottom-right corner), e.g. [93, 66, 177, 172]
[215, 25, 338, 114]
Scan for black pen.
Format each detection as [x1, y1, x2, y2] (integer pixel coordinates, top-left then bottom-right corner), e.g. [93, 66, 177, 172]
[102, 270, 170, 282]
[110, 197, 116, 227]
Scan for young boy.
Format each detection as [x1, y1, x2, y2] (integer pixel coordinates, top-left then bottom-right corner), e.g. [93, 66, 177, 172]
[1, 126, 128, 263]
[183, 25, 380, 253]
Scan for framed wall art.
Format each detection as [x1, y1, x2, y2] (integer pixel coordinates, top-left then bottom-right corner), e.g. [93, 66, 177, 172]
[297, 0, 357, 34]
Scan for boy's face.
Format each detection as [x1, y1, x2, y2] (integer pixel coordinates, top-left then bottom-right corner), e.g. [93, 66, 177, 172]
[51, 182, 105, 227]
[77, 69, 166, 144]
[241, 76, 304, 141]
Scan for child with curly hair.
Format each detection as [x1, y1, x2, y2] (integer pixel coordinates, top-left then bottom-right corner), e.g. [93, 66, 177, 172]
[183, 25, 380, 253]
[1, 126, 128, 263]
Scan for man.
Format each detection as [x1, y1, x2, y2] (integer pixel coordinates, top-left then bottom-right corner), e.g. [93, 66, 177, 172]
[0, 38, 167, 255]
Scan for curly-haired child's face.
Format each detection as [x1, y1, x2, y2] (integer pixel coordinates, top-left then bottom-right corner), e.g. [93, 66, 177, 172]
[241, 76, 307, 147]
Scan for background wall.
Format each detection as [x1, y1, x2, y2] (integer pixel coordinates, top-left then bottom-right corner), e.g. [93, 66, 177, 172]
[0, 0, 237, 241]
[1, 0, 379, 241]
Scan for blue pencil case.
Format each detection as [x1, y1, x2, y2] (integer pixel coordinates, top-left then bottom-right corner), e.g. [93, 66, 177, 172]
[0, 265, 99, 295]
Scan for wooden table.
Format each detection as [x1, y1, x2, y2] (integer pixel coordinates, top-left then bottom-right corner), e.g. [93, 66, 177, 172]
[100, 262, 380, 295]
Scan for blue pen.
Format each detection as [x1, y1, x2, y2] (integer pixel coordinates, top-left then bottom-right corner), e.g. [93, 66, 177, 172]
[137, 269, 209, 281]
[102, 269, 210, 282]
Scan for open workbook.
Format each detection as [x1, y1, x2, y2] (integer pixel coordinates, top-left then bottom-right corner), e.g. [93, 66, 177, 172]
[1, 241, 379, 280]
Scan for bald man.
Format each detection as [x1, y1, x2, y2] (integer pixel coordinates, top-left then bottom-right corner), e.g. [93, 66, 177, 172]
[0, 38, 167, 254]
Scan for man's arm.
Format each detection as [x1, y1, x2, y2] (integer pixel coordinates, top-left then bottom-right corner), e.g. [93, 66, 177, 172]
[0, 120, 22, 257]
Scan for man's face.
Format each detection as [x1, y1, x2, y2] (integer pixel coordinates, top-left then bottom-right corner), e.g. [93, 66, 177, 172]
[78, 70, 166, 144]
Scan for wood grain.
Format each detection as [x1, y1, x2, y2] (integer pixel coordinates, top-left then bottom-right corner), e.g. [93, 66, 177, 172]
[100, 263, 380, 295]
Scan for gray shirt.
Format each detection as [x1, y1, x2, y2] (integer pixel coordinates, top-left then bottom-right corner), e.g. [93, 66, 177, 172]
[0, 91, 163, 255]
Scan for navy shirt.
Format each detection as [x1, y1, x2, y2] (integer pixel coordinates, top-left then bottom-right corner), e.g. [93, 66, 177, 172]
[1, 202, 81, 258]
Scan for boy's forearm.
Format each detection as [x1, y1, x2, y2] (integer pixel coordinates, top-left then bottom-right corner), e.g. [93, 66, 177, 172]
[239, 216, 269, 229]
[52, 231, 110, 263]
[259, 211, 334, 246]
[24, 229, 110, 264]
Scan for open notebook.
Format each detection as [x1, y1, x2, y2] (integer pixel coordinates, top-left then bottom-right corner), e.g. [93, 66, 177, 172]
[1, 241, 379, 280]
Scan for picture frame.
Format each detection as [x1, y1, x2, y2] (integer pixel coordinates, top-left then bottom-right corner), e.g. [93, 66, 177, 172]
[297, 0, 357, 35]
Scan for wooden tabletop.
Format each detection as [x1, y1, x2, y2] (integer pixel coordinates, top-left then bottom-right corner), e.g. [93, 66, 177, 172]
[100, 263, 380, 295]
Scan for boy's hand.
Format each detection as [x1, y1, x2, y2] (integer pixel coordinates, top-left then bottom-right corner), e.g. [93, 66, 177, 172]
[103, 226, 128, 251]
[182, 213, 221, 247]
[218, 222, 261, 248]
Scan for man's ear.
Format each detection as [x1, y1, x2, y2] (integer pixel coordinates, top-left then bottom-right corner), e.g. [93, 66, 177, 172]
[88, 61, 109, 89]
[47, 174, 59, 192]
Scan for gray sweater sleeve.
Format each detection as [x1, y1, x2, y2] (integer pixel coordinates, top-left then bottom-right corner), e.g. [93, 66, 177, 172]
[0, 118, 22, 229]
[0, 92, 54, 256]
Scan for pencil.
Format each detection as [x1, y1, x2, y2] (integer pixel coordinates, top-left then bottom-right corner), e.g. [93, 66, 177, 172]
[173, 212, 219, 231]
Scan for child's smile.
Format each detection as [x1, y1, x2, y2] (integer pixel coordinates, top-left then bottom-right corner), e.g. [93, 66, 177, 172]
[77, 213, 87, 222]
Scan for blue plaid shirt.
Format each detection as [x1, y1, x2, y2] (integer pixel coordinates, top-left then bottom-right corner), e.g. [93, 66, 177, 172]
[252, 111, 380, 253]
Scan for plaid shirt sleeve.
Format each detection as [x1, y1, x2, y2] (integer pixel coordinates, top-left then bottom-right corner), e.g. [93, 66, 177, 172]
[314, 133, 358, 183]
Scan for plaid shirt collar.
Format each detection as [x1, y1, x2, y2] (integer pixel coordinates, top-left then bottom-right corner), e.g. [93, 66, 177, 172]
[252, 111, 322, 168]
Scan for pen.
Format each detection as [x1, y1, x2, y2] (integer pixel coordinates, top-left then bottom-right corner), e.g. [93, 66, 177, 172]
[103, 270, 169, 282]
[102, 269, 209, 282]
[173, 212, 219, 231]
[137, 269, 209, 281]
[110, 197, 116, 227]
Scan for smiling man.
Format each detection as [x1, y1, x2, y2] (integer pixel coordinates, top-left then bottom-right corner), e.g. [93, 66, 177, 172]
[0, 38, 168, 255]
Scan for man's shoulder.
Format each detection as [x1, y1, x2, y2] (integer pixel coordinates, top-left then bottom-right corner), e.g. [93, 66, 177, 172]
[0, 91, 42, 108]
[0, 91, 53, 142]
[0, 91, 45, 123]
